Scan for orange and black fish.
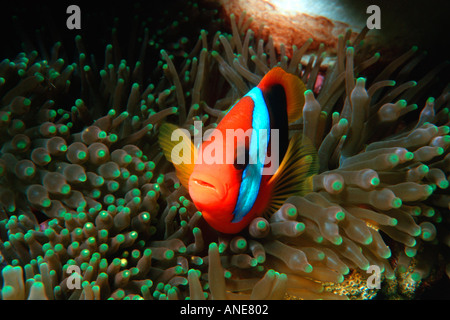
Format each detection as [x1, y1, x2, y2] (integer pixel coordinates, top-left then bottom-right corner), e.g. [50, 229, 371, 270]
[159, 67, 318, 234]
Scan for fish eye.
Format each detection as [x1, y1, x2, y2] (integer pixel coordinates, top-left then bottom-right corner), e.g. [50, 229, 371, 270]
[233, 147, 249, 171]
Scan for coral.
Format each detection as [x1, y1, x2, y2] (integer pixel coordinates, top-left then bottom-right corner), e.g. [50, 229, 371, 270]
[1, 3, 449, 300]
[219, 0, 362, 55]
[322, 269, 379, 300]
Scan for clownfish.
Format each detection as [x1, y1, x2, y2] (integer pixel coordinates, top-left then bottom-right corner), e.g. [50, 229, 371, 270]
[158, 67, 318, 234]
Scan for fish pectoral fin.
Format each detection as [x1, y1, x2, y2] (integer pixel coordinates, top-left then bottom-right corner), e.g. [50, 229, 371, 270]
[158, 122, 197, 190]
[264, 133, 318, 217]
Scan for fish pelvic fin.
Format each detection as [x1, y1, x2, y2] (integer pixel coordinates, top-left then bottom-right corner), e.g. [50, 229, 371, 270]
[158, 122, 197, 190]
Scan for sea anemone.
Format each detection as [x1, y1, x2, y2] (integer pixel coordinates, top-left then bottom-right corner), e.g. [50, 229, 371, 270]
[1, 1, 449, 300]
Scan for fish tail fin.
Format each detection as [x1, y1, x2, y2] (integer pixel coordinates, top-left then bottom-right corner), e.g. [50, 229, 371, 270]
[158, 122, 197, 190]
[257, 67, 306, 123]
[263, 133, 318, 217]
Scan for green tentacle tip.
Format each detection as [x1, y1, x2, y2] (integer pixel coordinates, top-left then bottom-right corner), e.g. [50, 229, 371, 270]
[422, 230, 432, 240]
[391, 197, 402, 208]
[209, 242, 218, 250]
[1, 285, 15, 296]
[1, 113, 10, 122]
[16, 140, 27, 149]
[218, 243, 227, 253]
[303, 264, 313, 273]
[342, 266, 350, 275]
[338, 118, 348, 126]
[419, 165, 429, 174]
[97, 149, 106, 158]
[438, 180, 449, 189]
[164, 250, 174, 260]
[187, 268, 198, 277]
[411, 272, 421, 282]
[425, 185, 434, 195]
[266, 269, 275, 278]
[287, 207, 297, 217]
[129, 231, 138, 239]
[404, 152, 414, 160]
[335, 211, 345, 221]
[413, 227, 422, 238]
[48, 125, 57, 134]
[61, 184, 71, 195]
[364, 235, 373, 245]
[396, 99, 407, 107]
[116, 234, 125, 244]
[223, 270, 232, 279]
[35, 73, 44, 82]
[333, 236, 343, 245]
[332, 180, 343, 191]
[99, 243, 108, 252]
[257, 254, 265, 263]
[356, 77, 366, 85]
[236, 239, 246, 249]
[257, 220, 267, 230]
[404, 246, 416, 257]
[388, 154, 399, 165]
[81, 249, 90, 258]
[23, 98, 31, 106]
[296, 222, 305, 232]
[142, 248, 151, 257]
[382, 250, 392, 259]
[370, 177, 380, 186]
[317, 252, 325, 260]
[443, 135, 450, 144]
[24, 167, 35, 176]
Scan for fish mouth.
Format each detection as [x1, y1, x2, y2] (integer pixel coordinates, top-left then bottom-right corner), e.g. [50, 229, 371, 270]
[189, 173, 227, 201]
[193, 179, 216, 191]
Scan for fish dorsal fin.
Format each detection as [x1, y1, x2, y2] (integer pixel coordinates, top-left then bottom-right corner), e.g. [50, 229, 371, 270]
[264, 133, 318, 217]
[158, 123, 197, 190]
[257, 67, 306, 123]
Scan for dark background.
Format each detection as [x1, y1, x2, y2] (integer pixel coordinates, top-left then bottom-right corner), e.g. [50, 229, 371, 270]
[1, 0, 449, 63]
